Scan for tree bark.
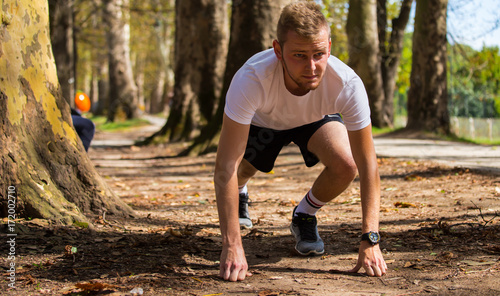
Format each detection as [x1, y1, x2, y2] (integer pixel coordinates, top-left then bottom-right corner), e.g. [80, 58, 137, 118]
[144, 0, 229, 144]
[378, 0, 413, 127]
[183, 0, 292, 156]
[104, 0, 140, 121]
[406, 0, 450, 134]
[0, 0, 134, 225]
[149, 0, 174, 115]
[347, 0, 385, 128]
[348, 0, 413, 128]
[48, 0, 76, 106]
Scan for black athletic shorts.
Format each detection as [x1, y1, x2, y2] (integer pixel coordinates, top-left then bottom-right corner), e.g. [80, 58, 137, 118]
[243, 114, 344, 173]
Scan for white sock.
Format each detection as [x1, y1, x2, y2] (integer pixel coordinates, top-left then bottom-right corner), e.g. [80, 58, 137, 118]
[238, 184, 248, 195]
[294, 190, 326, 216]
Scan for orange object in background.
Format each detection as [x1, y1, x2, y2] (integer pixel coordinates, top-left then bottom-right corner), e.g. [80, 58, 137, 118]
[74, 92, 91, 112]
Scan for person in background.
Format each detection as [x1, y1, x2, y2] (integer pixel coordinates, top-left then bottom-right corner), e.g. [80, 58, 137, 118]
[71, 92, 95, 152]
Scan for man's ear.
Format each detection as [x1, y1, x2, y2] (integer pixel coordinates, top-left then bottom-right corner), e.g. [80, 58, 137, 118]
[328, 38, 332, 56]
[273, 39, 283, 60]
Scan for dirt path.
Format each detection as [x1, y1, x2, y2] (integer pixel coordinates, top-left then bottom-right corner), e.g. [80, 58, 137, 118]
[2, 126, 500, 295]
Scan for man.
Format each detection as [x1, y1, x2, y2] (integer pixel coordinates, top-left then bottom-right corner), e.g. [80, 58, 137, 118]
[214, 1, 387, 282]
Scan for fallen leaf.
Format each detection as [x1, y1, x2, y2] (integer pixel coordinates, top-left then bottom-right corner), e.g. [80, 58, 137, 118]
[74, 282, 117, 291]
[169, 228, 184, 237]
[405, 174, 423, 181]
[394, 202, 417, 208]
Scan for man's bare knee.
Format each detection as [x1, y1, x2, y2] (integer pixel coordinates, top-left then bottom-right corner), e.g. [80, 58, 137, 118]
[325, 156, 357, 183]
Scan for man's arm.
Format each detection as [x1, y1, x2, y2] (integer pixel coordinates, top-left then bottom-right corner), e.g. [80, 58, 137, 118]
[347, 124, 387, 277]
[214, 114, 251, 281]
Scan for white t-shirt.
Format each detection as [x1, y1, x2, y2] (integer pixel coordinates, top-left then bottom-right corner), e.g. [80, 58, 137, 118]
[224, 48, 371, 131]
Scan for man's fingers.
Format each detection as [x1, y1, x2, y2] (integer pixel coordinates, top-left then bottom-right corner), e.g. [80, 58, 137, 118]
[220, 264, 231, 281]
[367, 263, 386, 277]
[349, 261, 387, 277]
[364, 265, 375, 276]
[229, 269, 240, 282]
[349, 261, 362, 273]
[220, 264, 249, 281]
[220, 267, 229, 281]
[236, 269, 251, 281]
[371, 265, 382, 277]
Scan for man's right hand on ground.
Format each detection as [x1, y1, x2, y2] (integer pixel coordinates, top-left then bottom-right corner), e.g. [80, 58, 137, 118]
[219, 245, 251, 281]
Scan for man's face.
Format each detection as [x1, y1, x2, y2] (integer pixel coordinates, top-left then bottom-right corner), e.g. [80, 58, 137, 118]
[273, 28, 331, 96]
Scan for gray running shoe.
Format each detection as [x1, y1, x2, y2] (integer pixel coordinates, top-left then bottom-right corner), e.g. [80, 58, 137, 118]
[290, 207, 324, 255]
[239, 192, 253, 229]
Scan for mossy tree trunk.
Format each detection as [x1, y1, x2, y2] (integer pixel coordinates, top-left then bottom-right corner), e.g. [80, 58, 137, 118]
[0, 0, 134, 226]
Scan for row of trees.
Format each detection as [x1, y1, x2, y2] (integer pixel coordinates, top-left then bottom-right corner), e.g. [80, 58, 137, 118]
[54, 0, 500, 140]
[1, 0, 498, 223]
[51, 0, 449, 149]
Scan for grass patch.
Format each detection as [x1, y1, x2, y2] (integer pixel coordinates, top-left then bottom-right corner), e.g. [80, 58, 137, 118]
[445, 134, 500, 146]
[372, 126, 396, 136]
[373, 125, 500, 146]
[88, 115, 151, 132]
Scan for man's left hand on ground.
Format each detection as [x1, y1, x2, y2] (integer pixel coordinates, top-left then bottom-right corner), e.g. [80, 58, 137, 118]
[349, 241, 387, 277]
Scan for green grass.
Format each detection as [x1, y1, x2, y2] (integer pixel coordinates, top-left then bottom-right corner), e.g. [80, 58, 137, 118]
[87, 115, 151, 132]
[371, 126, 396, 136]
[445, 134, 500, 146]
[372, 125, 500, 146]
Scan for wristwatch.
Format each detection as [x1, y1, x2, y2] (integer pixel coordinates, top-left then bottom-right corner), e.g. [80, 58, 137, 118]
[361, 231, 380, 245]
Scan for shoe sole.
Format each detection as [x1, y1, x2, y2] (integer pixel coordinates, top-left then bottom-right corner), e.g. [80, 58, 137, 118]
[294, 247, 324, 256]
[239, 218, 253, 229]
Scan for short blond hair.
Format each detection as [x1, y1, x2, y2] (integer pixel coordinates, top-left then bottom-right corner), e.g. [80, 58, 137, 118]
[277, 1, 330, 45]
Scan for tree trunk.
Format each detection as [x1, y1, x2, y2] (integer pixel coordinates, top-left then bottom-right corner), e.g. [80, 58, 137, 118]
[0, 0, 134, 225]
[149, 0, 174, 115]
[48, 0, 76, 106]
[348, 0, 413, 128]
[104, 0, 140, 122]
[378, 0, 413, 127]
[406, 0, 450, 134]
[144, 0, 229, 144]
[347, 0, 385, 127]
[86, 0, 109, 116]
[94, 57, 110, 116]
[183, 0, 292, 156]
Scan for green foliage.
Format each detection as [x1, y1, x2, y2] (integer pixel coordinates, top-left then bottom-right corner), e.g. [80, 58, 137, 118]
[394, 32, 413, 117]
[321, 0, 349, 62]
[448, 44, 500, 118]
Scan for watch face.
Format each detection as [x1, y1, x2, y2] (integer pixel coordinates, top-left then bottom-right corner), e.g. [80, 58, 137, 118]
[369, 232, 380, 243]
